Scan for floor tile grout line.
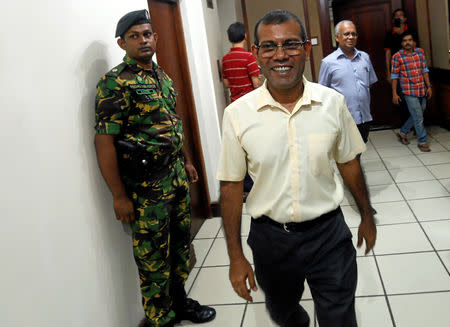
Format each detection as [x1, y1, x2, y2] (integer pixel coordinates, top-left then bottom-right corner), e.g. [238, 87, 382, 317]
[436, 251, 450, 277]
[385, 289, 450, 297]
[372, 249, 450, 257]
[349, 218, 450, 229]
[400, 191, 450, 277]
[187, 229, 219, 296]
[436, 177, 450, 195]
[199, 289, 450, 307]
[364, 136, 411, 211]
[202, 302, 247, 307]
[368, 133, 396, 327]
[423, 161, 450, 180]
[371, 253, 397, 327]
[240, 302, 249, 327]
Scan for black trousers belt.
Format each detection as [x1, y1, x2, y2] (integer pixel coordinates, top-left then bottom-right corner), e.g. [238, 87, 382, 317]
[253, 207, 341, 233]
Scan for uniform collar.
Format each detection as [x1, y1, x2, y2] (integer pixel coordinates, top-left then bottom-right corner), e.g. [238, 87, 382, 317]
[256, 76, 322, 114]
[123, 55, 158, 72]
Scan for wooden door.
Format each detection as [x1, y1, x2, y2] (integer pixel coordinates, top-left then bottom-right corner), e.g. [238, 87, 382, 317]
[147, 0, 212, 219]
[332, 0, 401, 126]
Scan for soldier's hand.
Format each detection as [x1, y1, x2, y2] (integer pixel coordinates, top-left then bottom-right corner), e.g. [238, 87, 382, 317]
[185, 162, 199, 183]
[357, 218, 377, 255]
[229, 257, 258, 302]
[113, 195, 135, 223]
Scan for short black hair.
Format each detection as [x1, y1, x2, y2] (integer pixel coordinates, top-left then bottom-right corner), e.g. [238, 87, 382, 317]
[254, 9, 307, 45]
[227, 22, 246, 43]
[392, 8, 405, 18]
[401, 31, 415, 41]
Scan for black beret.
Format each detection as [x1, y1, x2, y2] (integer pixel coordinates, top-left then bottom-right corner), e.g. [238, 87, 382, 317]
[115, 9, 152, 38]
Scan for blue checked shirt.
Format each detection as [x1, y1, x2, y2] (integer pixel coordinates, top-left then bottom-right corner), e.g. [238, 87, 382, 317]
[318, 48, 378, 124]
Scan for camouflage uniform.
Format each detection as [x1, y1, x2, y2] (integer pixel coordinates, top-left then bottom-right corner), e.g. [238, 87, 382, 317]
[95, 55, 191, 327]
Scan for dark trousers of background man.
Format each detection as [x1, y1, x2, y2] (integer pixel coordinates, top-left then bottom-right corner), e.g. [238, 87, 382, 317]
[247, 208, 358, 327]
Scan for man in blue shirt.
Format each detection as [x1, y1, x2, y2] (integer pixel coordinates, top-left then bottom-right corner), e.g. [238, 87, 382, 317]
[318, 20, 378, 144]
[319, 20, 378, 215]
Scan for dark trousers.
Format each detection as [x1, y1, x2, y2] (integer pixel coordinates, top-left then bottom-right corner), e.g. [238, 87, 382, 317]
[247, 208, 357, 327]
[397, 83, 410, 123]
[356, 122, 370, 144]
[244, 172, 254, 193]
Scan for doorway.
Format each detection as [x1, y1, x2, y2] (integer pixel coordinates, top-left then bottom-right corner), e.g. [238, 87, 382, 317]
[319, 0, 419, 128]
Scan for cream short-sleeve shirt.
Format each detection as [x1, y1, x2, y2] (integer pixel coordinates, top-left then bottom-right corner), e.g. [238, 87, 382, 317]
[217, 77, 366, 223]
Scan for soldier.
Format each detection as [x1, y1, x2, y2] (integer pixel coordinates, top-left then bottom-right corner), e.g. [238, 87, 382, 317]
[94, 9, 215, 327]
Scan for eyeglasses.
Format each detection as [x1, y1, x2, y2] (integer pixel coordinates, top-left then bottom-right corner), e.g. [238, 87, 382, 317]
[256, 40, 307, 58]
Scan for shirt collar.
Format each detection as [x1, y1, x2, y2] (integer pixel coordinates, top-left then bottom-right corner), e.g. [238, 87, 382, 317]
[256, 76, 322, 114]
[230, 47, 246, 52]
[399, 48, 417, 56]
[336, 47, 360, 59]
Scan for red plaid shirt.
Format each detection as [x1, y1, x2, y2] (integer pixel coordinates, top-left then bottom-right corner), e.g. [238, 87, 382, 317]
[391, 48, 429, 97]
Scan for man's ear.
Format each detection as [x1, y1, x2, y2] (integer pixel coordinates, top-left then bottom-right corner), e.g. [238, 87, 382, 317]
[251, 44, 260, 63]
[117, 38, 126, 51]
[304, 40, 312, 61]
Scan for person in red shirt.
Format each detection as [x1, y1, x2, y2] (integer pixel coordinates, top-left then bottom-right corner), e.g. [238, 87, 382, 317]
[222, 22, 262, 103]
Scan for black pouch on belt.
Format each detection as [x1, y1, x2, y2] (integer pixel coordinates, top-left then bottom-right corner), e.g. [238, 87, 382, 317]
[114, 139, 153, 181]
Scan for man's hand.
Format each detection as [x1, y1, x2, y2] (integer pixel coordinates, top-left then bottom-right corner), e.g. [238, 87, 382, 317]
[229, 257, 258, 302]
[185, 162, 198, 183]
[392, 94, 401, 105]
[113, 195, 135, 223]
[357, 218, 377, 255]
[426, 87, 432, 99]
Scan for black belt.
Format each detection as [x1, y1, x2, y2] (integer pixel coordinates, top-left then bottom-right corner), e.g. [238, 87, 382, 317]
[253, 207, 341, 233]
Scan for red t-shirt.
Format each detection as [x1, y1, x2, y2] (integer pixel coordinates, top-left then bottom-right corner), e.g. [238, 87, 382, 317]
[222, 47, 260, 102]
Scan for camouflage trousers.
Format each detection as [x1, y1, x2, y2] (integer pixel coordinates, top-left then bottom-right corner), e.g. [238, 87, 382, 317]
[130, 185, 191, 327]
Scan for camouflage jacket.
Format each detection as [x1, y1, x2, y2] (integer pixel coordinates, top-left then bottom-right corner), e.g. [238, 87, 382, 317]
[95, 55, 183, 163]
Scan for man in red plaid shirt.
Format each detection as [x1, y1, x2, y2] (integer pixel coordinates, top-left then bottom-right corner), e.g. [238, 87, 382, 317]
[391, 31, 432, 152]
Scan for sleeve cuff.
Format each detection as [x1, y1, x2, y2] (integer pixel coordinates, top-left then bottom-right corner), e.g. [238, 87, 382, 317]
[95, 122, 121, 135]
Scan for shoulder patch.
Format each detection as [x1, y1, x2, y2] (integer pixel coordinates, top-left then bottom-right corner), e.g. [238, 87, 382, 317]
[106, 62, 127, 77]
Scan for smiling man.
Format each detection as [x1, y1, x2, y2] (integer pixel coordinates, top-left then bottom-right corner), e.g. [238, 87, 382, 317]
[94, 9, 215, 327]
[218, 10, 376, 327]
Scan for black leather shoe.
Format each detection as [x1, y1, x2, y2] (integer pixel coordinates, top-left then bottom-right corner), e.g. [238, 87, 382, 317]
[175, 298, 216, 323]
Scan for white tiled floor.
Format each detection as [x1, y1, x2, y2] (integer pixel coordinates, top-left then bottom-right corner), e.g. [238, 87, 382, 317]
[182, 127, 450, 327]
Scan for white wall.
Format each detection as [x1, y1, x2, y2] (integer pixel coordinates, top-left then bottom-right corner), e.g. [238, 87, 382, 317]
[428, 0, 450, 69]
[180, 0, 225, 203]
[217, 0, 240, 57]
[0, 1, 149, 326]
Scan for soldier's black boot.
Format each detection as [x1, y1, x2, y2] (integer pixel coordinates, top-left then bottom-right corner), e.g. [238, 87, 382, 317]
[174, 298, 216, 323]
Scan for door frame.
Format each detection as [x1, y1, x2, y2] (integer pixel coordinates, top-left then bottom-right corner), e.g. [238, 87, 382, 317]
[147, 0, 212, 218]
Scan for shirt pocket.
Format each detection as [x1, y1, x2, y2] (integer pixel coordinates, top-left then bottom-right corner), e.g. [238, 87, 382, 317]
[308, 133, 336, 176]
[359, 66, 370, 86]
